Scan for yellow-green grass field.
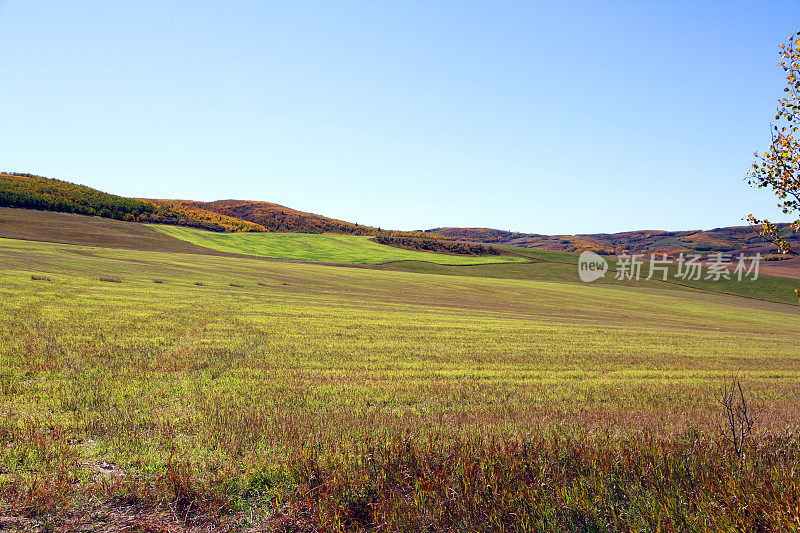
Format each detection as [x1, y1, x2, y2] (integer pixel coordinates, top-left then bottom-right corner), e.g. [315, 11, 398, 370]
[2, 237, 800, 530]
[150, 224, 529, 265]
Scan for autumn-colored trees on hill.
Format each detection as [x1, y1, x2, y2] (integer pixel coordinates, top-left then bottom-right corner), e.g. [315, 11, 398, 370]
[203, 200, 374, 235]
[201, 200, 433, 238]
[0, 172, 158, 221]
[0, 173, 241, 232]
[148, 200, 267, 232]
[0, 172, 437, 238]
[373, 236, 501, 256]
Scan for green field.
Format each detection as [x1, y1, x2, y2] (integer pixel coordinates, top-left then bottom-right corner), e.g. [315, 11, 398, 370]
[2, 235, 800, 529]
[150, 225, 529, 265]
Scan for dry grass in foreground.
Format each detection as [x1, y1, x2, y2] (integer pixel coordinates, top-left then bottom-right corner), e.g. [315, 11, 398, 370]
[1, 429, 799, 531]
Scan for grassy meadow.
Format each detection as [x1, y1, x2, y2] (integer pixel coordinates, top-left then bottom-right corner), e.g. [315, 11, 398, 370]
[384, 245, 800, 305]
[150, 225, 528, 265]
[1, 236, 800, 530]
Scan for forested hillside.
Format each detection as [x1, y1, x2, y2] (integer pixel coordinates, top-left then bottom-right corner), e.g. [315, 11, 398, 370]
[148, 200, 268, 232]
[0, 172, 232, 231]
[372, 236, 503, 256]
[200, 199, 430, 237]
[0, 172, 435, 237]
[0, 172, 160, 221]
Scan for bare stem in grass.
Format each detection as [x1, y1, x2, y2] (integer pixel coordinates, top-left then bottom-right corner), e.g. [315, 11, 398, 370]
[720, 380, 759, 461]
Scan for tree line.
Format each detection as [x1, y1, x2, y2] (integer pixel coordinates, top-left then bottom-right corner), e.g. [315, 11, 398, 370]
[373, 236, 501, 256]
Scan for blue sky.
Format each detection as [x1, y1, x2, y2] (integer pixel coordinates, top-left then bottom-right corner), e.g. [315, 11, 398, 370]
[1, 1, 798, 234]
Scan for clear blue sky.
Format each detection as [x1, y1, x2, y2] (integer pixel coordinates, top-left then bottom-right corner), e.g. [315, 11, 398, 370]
[1, 1, 798, 234]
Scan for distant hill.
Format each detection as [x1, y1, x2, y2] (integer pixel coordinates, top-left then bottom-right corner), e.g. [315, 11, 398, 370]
[191, 199, 427, 237]
[0, 172, 161, 222]
[0, 172, 428, 237]
[6, 171, 793, 255]
[148, 199, 269, 232]
[428, 225, 797, 256]
[0, 172, 246, 232]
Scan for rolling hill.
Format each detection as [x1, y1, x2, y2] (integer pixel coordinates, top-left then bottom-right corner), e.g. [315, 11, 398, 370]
[0, 172, 162, 221]
[0, 207, 242, 256]
[0, 172, 259, 232]
[4, 171, 797, 261]
[0, 172, 431, 238]
[189, 199, 430, 237]
[2, 207, 796, 303]
[429, 224, 799, 256]
[151, 225, 527, 265]
[0, 207, 523, 266]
